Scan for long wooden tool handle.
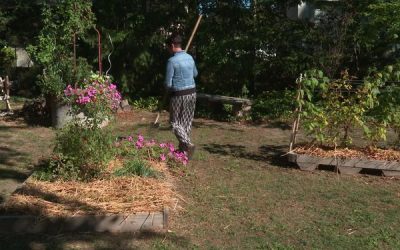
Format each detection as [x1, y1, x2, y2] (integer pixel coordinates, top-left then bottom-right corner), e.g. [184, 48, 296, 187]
[185, 15, 203, 51]
[154, 15, 202, 125]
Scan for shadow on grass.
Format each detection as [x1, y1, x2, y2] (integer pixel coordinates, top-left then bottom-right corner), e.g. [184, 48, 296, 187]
[0, 125, 27, 130]
[133, 120, 243, 133]
[193, 121, 244, 132]
[259, 145, 297, 168]
[202, 143, 296, 168]
[0, 231, 192, 250]
[1, 108, 51, 127]
[0, 146, 29, 168]
[0, 168, 29, 181]
[262, 120, 292, 130]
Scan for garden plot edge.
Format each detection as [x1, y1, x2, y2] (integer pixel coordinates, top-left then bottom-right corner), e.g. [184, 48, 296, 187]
[288, 152, 400, 177]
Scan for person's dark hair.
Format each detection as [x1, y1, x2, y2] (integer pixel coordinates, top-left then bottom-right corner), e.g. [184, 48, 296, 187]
[166, 33, 183, 48]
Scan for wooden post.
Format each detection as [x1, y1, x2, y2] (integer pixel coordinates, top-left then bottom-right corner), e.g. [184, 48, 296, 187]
[289, 74, 303, 152]
[94, 27, 102, 75]
[73, 32, 77, 87]
[3, 76, 12, 111]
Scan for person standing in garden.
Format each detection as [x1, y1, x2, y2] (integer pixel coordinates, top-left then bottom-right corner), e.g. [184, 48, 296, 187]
[164, 33, 198, 159]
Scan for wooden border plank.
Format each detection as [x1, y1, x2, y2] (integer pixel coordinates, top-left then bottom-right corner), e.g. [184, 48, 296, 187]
[337, 166, 361, 175]
[0, 211, 167, 234]
[287, 152, 400, 176]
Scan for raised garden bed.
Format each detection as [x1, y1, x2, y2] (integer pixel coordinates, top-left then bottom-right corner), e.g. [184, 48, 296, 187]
[289, 147, 400, 177]
[0, 161, 180, 234]
[288, 67, 400, 178]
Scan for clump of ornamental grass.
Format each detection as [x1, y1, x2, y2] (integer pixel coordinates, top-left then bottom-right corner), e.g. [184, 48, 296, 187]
[113, 158, 159, 178]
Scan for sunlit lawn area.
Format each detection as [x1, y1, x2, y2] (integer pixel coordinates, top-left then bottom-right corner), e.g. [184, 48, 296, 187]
[0, 107, 400, 249]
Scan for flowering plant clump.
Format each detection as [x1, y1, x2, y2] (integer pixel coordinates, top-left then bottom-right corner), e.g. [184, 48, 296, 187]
[47, 74, 122, 181]
[116, 134, 189, 167]
[64, 74, 122, 126]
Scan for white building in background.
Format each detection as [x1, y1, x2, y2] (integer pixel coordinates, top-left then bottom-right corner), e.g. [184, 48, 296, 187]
[15, 48, 33, 68]
[287, 0, 340, 22]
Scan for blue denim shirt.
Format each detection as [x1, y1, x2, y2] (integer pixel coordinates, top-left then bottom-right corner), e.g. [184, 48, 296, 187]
[165, 51, 198, 92]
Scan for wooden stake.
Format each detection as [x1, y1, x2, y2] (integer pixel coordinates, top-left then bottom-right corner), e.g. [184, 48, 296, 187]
[4, 76, 11, 111]
[289, 74, 303, 152]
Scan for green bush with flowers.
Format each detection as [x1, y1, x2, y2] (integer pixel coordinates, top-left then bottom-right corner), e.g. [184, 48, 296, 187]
[34, 74, 190, 181]
[34, 74, 122, 181]
[63, 74, 122, 127]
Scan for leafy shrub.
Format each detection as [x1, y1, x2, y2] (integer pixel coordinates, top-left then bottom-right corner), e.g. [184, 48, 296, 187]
[132, 97, 159, 111]
[28, 0, 94, 98]
[49, 121, 116, 180]
[33, 155, 82, 181]
[365, 64, 400, 143]
[0, 46, 16, 75]
[251, 90, 296, 121]
[195, 103, 236, 122]
[298, 65, 400, 147]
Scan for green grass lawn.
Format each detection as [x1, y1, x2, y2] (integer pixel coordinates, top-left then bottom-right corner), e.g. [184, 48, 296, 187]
[1, 109, 400, 249]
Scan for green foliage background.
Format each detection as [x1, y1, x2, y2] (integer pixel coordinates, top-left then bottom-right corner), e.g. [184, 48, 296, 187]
[1, 0, 400, 99]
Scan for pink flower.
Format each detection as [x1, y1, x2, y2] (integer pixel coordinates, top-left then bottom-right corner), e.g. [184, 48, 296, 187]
[174, 151, 183, 159]
[167, 143, 175, 153]
[135, 140, 143, 149]
[138, 135, 144, 142]
[76, 96, 91, 104]
[159, 143, 166, 148]
[160, 154, 166, 161]
[64, 85, 74, 96]
[127, 136, 133, 142]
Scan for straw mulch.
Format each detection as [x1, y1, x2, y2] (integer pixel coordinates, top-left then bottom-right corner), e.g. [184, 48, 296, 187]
[0, 161, 182, 217]
[294, 146, 400, 162]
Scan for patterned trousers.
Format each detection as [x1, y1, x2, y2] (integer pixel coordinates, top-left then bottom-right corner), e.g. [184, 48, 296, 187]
[169, 93, 196, 148]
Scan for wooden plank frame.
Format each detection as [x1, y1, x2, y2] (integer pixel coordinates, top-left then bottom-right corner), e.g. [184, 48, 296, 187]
[288, 152, 400, 176]
[0, 176, 170, 234]
[0, 208, 169, 234]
